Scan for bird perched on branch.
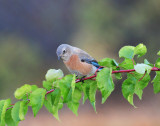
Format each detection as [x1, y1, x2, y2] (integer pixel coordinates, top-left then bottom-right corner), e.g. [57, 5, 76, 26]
[56, 44, 103, 77]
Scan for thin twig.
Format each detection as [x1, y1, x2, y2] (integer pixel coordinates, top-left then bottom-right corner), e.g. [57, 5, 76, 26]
[138, 71, 146, 81]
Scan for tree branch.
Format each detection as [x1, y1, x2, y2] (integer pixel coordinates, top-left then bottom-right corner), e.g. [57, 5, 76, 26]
[7, 67, 160, 111]
[76, 67, 160, 83]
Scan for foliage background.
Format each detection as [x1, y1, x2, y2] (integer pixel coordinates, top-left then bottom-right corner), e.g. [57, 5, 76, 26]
[0, 0, 160, 125]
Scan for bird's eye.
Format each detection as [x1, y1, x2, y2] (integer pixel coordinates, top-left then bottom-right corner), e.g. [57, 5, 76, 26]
[63, 50, 66, 54]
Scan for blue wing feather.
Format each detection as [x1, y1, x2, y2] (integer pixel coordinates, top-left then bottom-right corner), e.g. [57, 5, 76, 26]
[81, 59, 103, 69]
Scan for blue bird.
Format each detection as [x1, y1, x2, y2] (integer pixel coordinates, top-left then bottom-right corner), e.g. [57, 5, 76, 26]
[56, 44, 103, 77]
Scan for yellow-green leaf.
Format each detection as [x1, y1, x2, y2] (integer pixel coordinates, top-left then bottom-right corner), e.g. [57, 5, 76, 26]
[29, 88, 46, 116]
[119, 46, 135, 59]
[0, 99, 11, 126]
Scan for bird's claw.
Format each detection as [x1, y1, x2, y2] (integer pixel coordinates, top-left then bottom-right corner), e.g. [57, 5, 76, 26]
[79, 76, 86, 83]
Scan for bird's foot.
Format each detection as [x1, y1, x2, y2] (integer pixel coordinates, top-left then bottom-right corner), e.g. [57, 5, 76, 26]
[79, 76, 86, 83]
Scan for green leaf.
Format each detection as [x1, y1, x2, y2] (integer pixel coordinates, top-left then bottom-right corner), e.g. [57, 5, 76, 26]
[119, 46, 135, 59]
[67, 88, 82, 116]
[119, 44, 146, 59]
[45, 69, 64, 82]
[71, 74, 76, 97]
[44, 94, 53, 113]
[52, 105, 59, 120]
[58, 99, 63, 110]
[114, 73, 122, 80]
[152, 72, 160, 94]
[82, 80, 97, 111]
[43, 81, 53, 90]
[19, 101, 28, 121]
[134, 43, 147, 58]
[119, 59, 134, 69]
[29, 88, 46, 116]
[51, 89, 61, 120]
[89, 81, 97, 112]
[134, 63, 152, 74]
[72, 89, 81, 103]
[97, 68, 114, 104]
[67, 102, 79, 116]
[5, 109, 17, 126]
[157, 50, 160, 56]
[144, 59, 150, 65]
[82, 83, 88, 104]
[59, 75, 73, 103]
[122, 75, 136, 106]
[11, 102, 20, 123]
[134, 84, 142, 100]
[50, 89, 61, 106]
[134, 73, 150, 100]
[52, 80, 60, 88]
[11, 101, 28, 124]
[31, 85, 38, 92]
[98, 58, 118, 68]
[75, 82, 83, 92]
[122, 73, 150, 105]
[14, 84, 32, 99]
[113, 67, 122, 80]
[155, 58, 160, 68]
[44, 89, 62, 120]
[0, 99, 11, 126]
[143, 59, 154, 68]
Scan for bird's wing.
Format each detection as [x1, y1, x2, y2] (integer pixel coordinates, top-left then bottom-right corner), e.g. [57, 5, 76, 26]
[73, 47, 101, 68]
[73, 47, 94, 60]
[81, 58, 101, 68]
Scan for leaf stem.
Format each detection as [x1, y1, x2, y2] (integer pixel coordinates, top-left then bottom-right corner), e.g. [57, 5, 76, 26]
[138, 71, 146, 81]
[46, 89, 55, 94]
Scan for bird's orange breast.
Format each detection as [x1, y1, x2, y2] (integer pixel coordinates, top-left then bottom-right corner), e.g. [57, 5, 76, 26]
[64, 54, 92, 75]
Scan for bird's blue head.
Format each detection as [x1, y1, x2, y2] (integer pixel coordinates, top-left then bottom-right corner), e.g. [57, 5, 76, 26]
[56, 44, 72, 61]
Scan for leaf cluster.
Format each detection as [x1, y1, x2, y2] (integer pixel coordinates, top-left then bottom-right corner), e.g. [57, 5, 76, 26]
[0, 43, 160, 125]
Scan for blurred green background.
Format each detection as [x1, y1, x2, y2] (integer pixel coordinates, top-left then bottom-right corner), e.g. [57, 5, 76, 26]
[1, 0, 160, 126]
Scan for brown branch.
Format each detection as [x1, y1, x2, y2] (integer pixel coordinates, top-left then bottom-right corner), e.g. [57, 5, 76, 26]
[76, 67, 160, 83]
[6, 67, 160, 111]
